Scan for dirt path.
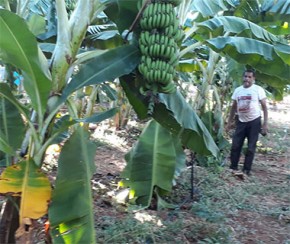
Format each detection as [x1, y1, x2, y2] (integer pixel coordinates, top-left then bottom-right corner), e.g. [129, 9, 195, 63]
[224, 97, 290, 244]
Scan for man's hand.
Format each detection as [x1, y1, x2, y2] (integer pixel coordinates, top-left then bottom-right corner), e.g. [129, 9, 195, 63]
[226, 101, 237, 134]
[260, 124, 268, 136]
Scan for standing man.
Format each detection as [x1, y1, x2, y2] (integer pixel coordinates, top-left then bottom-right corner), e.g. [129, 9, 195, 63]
[226, 69, 268, 175]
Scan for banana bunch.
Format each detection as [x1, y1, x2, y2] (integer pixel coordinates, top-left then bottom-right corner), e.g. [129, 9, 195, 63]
[137, 0, 182, 9]
[137, 0, 184, 94]
[139, 32, 178, 59]
[140, 3, 175, 30]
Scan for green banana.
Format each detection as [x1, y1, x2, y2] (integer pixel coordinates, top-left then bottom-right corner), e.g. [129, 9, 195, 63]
[168, 11, 176, 27]
[174, 28, 184, 42]
[154, 44, 160, 57]
[173, 18, 179, 32]
[154, 33, 160, 44]
[143, 3, 153, 19]
[157, 3, 162, 14]
[159, 71, 166, 83]
[145, 56, 152, 68]
[141, 55, 146, 63]
[140, 31, 149, 45]
[139, 43, 146, 55]
[139, 35, 146, 46]
[138, 63, 144, 74]
[144, 31, 150, 43]
[164, 25, 174, 37]
[169, 54, 179, 67]
[160, 44, 166, 56]
[159, 82, 176, 94]
[165, 3, 170, 14]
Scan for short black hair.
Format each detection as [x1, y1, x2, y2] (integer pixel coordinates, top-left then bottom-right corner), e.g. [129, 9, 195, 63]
[244, 69, 256, 77]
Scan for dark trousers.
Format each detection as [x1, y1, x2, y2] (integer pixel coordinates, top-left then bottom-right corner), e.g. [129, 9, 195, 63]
[230, 117, 261, 172]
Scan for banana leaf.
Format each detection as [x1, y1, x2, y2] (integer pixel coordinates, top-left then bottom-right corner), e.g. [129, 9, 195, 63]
[0, 132, 14, 156]
[104, 0, 138, 34]
[198, 16, 278, 42]
[261, 0, 290, 21]
[61, 44, 140, 98]
[49, 127, 96, 244]
[27, 14, 46, 36]
[47, 108, 118, 147]
[206, 37, 290, 83]
[228, 0, 290, 22]
[231, 0, 260, 22]
[0, 159, 51, 223]
[0, 10, 51, 120]
[0, 84, 30, 119]
[99, 83, 118, 101]
[0, 84, 28, 164]
[120, 76, 219, 157]
[0, 96, 26, 159]
[121, 120, 185, 208]
[191, 0, 229, 17]
[76, 107, 118, 123]
[274, 43, 290, 66]
[154, 92, 219, 157]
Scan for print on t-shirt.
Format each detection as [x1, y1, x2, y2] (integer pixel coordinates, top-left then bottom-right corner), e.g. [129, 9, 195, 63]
[237, 95, 251, 113]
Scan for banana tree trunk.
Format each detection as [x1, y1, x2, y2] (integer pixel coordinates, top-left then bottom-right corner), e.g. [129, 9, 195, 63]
[0, 197, 20, 244]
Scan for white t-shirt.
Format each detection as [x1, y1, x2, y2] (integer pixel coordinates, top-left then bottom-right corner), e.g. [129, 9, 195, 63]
[232, 84, 266, 122]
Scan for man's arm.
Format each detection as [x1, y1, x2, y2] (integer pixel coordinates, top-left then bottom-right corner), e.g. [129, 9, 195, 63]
[260, 98, 268, 135]
[225, 100, 237, 132]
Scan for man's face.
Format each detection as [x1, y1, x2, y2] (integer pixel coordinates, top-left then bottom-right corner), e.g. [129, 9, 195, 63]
[243, 72, 255, 88]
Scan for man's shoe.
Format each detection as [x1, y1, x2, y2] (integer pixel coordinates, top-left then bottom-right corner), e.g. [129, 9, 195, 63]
[229, 168, 238, 174]
[231, 170, 244, 180]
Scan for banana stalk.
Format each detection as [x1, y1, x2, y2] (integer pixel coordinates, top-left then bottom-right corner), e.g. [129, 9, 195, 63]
[69, 0, 95, 57]
[50, 0, 71, 92]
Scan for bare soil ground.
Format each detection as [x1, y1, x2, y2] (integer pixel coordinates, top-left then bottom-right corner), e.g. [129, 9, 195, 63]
[91, 97, 290, 244]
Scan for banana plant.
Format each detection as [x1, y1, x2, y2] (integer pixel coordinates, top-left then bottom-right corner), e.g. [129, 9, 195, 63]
[0, 3, 139, 242]
[0, 0, 220, 243]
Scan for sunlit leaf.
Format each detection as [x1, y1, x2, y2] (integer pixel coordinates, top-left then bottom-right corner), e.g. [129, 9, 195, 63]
[122, 120, 185, 208]
[0, 159, 51, 223]
[191, 0, 232, 17]
[206, 37, 290, 82]
[198, 16, 278, 42]
[27, 14, 46, 36]
[76, 107, 118, 123]
[49, 127, 96, 244]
